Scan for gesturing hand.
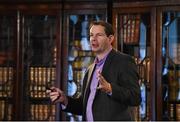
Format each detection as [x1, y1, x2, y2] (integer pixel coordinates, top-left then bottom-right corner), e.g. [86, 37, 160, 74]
[96, 70, 112, 94]
[46, 87, 68, 105]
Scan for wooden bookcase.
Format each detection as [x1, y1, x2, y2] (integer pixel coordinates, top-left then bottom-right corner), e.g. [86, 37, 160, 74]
[0, 3, 62, 120]
[113, 0, 180, 121]
[0, 0, 180, 121]
[156, 5, 180, 121]
[113, 4, 156, 121]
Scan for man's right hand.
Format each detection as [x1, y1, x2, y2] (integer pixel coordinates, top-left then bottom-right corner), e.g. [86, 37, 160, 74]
[46, 87, 68, 106]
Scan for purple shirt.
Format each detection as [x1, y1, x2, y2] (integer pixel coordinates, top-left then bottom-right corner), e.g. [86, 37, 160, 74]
[86, 49, 112, 121]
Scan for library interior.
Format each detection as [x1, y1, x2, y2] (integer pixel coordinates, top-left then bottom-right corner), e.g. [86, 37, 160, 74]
[0, 0, 180, 121]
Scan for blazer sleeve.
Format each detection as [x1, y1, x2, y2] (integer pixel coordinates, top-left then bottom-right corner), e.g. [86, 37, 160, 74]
[63, 96, 83, 115]
[62, 66, 91, 115]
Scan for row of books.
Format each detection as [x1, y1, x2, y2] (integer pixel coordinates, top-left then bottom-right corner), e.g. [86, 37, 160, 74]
[29, 67, 56, 98]
[0, 66, 56, 98]
[134, 57, 151, 120]
[30, 67, 55, 84]
[30, 104, 55, 120]
[0, 67, 13, 84]
[119, 14, 141, 45]
[0, 85, 12, 97]
[69, 40, 95, 61]
[0, 67, 13, 97]
[168, 69, 179, 101]
[0, 100, 12, 120]
[0, 92, 55, 120]
[73, 70, 85, 84]
[72, 57, 94, 69]
[177, 104, 180, 120]
[169, 103, 180, 120]
[135, 57, 150, 83]
[29, 85, 48, 98]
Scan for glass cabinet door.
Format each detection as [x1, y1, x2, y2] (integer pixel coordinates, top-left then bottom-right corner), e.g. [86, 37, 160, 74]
[63, 13, 106, 121]
[114, 10, 155, 121]
[161, 11, 180, 121]
[22, 14, 59, 120]
[0, 14, 16, 120]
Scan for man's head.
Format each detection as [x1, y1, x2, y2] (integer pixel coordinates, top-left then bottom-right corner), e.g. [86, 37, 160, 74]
[89, 21, 114, 37]
[89, 21, 114, 57]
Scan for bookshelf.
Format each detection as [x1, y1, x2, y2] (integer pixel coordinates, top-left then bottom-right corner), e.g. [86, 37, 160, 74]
[158, 9, 180, 121]
[119, 14, 141, 45]
[112, 1, 180, 121]
[0, 67, 13, 120]
[0, 14, 15, 120]
[113, 6, 155, 121]
[0, 5, 61, 120]
[22, 14, 59, 121]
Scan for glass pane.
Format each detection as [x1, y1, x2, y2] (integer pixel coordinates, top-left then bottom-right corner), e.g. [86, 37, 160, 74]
[0, 15, 15, 120]
[67, 14, 104, 121]
[117, 13, 151, 121]
[23, 15, 58, 121]
[162, 11, 180, 121]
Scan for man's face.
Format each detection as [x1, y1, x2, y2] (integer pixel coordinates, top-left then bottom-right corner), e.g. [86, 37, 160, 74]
[89, 25, 113, 54]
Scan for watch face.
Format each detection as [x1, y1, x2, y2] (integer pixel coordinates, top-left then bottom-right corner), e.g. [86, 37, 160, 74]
[68, 81, 77, 97]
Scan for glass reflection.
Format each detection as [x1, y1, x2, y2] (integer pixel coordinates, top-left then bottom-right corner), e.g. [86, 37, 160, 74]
[162, 11, 180, 120]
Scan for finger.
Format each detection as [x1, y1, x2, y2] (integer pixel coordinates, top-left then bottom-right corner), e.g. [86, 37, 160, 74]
[50, 87, 58, 92]
[96, 87, 100, 90]
[51, 92, 61, 102]
[50, 86, 56, 89]
[46, 89, 51, 93]
[97, 85, 106, 92]
[98, 77, 105, 87]
[98, 75, 106, 84]
[50, 91, 60, 97]
[51, 96, 59, 102]
[97, 72, 102, 80]
[98, 72, 104, 80]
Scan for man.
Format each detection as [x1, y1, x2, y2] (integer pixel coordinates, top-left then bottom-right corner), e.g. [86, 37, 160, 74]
[47, 21, 141, 121]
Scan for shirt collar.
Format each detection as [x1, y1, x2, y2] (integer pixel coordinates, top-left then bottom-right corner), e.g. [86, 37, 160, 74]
[94, 48, 112, 66]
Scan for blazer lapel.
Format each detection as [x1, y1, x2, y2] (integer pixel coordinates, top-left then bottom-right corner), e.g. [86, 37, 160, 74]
[101, 49, 116, 79]
[83, 63, 96, 102]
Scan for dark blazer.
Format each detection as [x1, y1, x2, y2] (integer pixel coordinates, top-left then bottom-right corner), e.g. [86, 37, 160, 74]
[64, 49, 141, 121]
